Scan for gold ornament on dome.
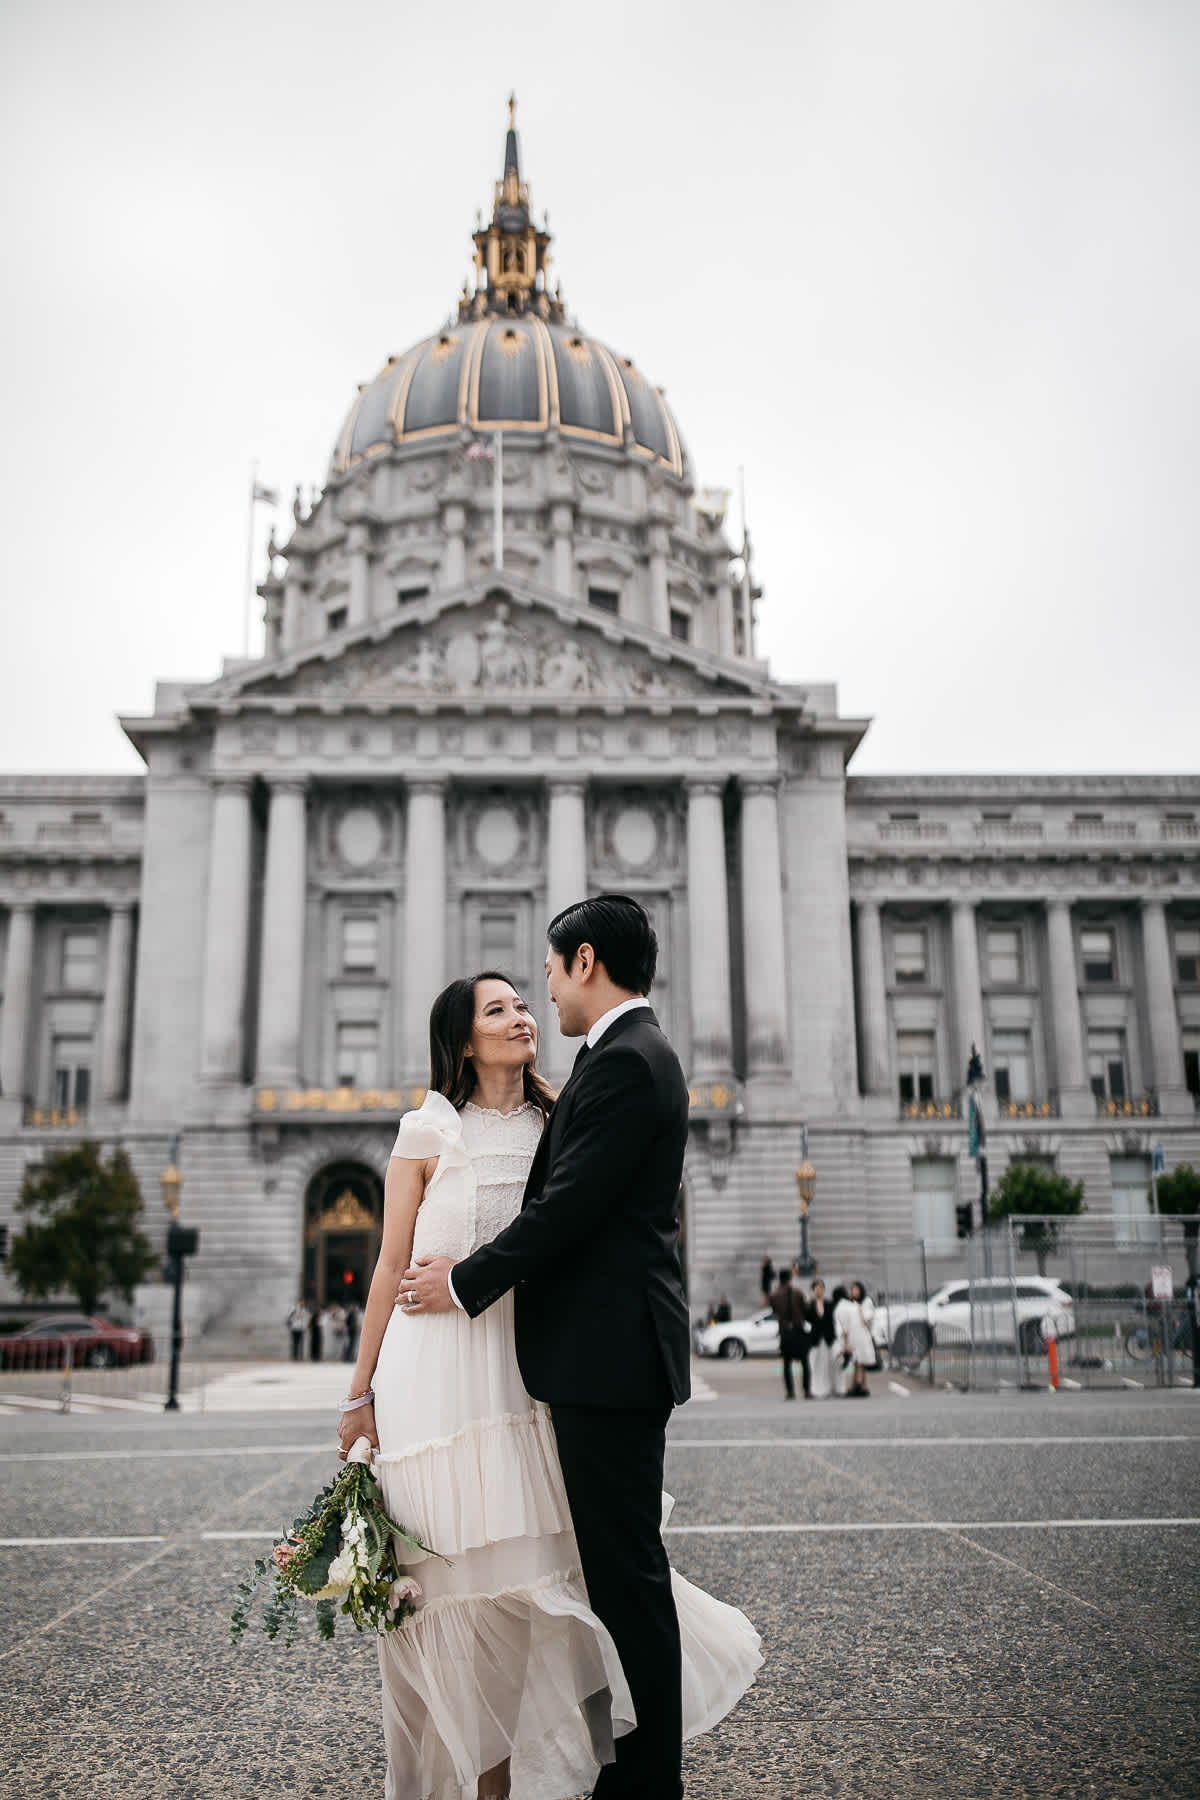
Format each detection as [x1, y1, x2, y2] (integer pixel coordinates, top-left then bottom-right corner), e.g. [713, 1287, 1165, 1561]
[497, 328, 525, 359]
[565, 336, 592, 367]
[320, 1189, 377, 1233]
[431, 333, 459, 366]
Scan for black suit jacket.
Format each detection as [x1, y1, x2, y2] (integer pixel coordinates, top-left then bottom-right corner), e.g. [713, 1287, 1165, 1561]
[450, 1006, 692, 1410]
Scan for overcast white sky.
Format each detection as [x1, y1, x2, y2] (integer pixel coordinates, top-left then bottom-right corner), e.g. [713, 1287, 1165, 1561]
[1, 0, 1196, 776]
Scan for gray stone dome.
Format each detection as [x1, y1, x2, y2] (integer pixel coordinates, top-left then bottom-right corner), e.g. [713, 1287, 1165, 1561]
[331, 318, 686, 479]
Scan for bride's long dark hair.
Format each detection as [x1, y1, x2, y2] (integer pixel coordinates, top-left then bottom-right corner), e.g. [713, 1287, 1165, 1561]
[427, 971, 556, 1119]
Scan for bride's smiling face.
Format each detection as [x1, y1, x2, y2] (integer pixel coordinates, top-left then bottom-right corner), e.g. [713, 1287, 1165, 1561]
[466, 978, 538, 1072]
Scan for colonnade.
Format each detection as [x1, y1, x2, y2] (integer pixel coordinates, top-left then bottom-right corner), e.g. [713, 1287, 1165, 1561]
[197, 774, 793, 1091]
[853, 892, 1188, 1108]
[0, 899, 136, 1105]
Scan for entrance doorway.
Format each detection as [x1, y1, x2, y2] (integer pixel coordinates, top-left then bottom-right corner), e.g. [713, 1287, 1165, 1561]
[303, 1161, 384, 1309]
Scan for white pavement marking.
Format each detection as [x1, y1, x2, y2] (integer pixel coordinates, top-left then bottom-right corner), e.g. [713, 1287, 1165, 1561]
[4, 1442, 331, 1463]
[664, 1517, 1200, 1535]
[667, 1434, 1197, 1448]
[888, 1380, 911, 1397]
[0, 1535, 166, 1547]
[4, 1517, 1197, 1552]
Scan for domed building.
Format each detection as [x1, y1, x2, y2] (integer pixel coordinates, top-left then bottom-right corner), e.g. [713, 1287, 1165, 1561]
[0, 108, 1197, 1352]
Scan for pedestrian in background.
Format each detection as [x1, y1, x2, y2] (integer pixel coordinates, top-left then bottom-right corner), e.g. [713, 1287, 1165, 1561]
[807, 1279, 835, 1398]
[770, 1266, 811, 1401]
[287, 1298, 310, 1362]
[308, 1301, 322, 1362]
[760, 1255, 776, 1302]
[343, 1298, 361, 1362]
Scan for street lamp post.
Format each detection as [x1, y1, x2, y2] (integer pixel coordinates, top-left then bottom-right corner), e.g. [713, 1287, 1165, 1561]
[160, 1142, 198, 1414]
[795, 1128, 817, 1276]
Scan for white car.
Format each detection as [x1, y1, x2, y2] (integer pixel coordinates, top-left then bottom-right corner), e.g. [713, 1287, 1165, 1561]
[694, 1307, 781, 1361]
[874, 1277, 1075, 1366]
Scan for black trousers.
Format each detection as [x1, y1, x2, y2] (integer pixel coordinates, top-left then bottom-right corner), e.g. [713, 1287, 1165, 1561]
[551, 1400, 684, 1799]
[782, 1346, 810, 1398]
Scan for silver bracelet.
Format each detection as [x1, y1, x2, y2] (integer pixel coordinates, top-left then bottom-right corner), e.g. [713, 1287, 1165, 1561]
[339, 1389, 374, 1413]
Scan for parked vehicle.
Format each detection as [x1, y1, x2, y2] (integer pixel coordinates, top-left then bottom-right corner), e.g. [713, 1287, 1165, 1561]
[0, 1315, 154, 1371]
[874, 1278, 1075, 1369]
[694, 1307, 780, 1361]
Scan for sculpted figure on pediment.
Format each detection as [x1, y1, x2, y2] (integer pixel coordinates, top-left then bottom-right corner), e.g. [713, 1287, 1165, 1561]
[540, 638, 593, 693]
[478, 607, 529, 686]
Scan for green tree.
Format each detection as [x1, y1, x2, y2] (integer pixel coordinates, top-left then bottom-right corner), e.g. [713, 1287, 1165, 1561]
[1153, 1162, 1200, 1277]
[9, 1141, 156, 1315]
[987, 1162, 1086, 1274]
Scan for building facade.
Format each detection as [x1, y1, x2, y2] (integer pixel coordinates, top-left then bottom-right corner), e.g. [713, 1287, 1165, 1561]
[2, 117, 1198, 1343]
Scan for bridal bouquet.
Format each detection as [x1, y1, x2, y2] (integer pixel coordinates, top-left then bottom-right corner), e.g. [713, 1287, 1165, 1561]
[230, 1437, 444, 1645]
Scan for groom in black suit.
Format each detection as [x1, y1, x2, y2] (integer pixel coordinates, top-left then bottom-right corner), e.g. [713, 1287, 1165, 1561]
[400, 893, 691, 1799]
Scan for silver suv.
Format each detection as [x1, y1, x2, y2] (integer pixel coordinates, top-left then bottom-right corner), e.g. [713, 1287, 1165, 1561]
[875, 1277, 1075, 1366]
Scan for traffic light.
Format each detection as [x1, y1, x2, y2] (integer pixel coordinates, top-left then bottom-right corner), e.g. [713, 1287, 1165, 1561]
[955, 1204, 974, 1240]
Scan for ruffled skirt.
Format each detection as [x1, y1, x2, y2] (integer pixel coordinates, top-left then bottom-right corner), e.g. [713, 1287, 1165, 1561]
[373, 1295, 761, 1800]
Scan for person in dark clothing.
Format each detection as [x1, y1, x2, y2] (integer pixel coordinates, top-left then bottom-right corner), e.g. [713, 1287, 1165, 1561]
[769, 1268, 812, 1400]
[760, 1256, 776, 1302]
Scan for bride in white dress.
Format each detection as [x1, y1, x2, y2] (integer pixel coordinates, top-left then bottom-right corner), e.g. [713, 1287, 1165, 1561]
[337, 971, 761, 1800]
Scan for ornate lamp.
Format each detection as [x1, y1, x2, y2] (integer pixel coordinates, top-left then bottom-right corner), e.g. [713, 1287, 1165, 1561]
[795, 1158, 817, 1274]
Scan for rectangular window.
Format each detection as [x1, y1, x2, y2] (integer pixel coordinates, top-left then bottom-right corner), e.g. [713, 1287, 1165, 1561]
[587, 587, 620, 615]
[52, 1037, 91, 1112]
[1080, 927, 1115, 982]
[397, 586, 429, 606]
[61, 929, 99, 990]
[986, 927, 1022, 985]
[335, 1022, 378, 1088]
[1111, 1153, 1156, 1246]
[1183, 1031, 1200, 1100]
[911, 1157, 957, 1246]
[897, 1030, 935, 1106]
[327, 606, 348, 633]
[992, 1029, 1032, 1105]
[893, 928, 927, 985]
[669, 609, 691, 642]
[480, 912, 518, 966]
[1088, 1029, 1127, 1105]
[1175, 927, 1200, 985]
[341, 915, 379, 974]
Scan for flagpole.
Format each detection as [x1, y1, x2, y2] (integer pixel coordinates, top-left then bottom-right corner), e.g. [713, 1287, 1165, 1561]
[244, 461, 258, 659]
[493, 431, 503, 572]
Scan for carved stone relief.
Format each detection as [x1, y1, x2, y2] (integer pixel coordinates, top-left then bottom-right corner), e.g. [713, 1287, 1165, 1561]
[591, 789, 680, 881]
[243, 601, 740, 705]
[321, 794, 394, 875]
[454, 792, 539, 880]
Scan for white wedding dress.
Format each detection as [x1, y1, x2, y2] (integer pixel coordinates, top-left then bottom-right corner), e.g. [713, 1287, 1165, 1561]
[372, 1091, 762, 1800]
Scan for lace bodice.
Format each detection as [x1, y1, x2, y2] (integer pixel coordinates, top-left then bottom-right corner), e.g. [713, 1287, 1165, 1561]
[398, 1093, 542, 1262]
[458, 1102, 543, 1249]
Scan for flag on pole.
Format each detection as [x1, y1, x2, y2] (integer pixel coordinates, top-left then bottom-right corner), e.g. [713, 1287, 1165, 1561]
[1153, 1145, 1166, 1175]
[252, 480, 280, 505]
[968, 1092, 986, 1158]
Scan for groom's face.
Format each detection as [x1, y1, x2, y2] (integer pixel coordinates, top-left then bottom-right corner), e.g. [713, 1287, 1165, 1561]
[545, 946, 589, 1038]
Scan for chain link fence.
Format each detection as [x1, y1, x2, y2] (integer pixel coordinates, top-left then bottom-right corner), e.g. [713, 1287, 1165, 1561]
[873, 1216, 1199, 1392]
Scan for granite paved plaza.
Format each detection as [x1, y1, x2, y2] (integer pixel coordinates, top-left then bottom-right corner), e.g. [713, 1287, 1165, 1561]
[0, 1361, 1197, 1800]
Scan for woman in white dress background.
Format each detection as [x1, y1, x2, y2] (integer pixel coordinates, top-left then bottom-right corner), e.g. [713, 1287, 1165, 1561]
[336, 971, 761, 1800]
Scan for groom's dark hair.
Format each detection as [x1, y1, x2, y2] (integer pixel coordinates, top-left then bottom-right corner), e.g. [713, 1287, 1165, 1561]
[547, 894, 658, 995]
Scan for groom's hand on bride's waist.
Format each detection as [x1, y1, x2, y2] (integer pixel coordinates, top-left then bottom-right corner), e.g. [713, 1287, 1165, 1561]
[397, 1255, 459, 1315]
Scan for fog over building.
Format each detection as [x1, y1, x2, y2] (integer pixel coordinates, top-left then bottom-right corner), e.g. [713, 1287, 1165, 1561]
[1, 112, 1198, 1344]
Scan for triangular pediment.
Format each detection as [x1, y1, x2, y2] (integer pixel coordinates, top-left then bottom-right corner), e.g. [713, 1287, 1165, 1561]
[192, 576, 779, 709]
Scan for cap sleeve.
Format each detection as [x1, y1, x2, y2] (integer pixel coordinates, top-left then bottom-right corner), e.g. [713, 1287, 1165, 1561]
[389, 1089, 463, 1162]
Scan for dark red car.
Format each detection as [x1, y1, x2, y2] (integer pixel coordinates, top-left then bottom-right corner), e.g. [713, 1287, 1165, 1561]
[0, 1315, 154, 1371]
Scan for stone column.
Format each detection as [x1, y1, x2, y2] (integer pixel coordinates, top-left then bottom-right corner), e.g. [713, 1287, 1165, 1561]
[740, 779, 789, 1073]
[402, 782, 447, 1074]
[1045, 898, 1089, 1115]
[98, 903, 135, 1102]
[0, 903, 36, 1103]
[647, 521, 671, 636]
[550, 501, 574, 597]
[347, 521, 370, 626]
[855, 897, 890, 1096]
[951, 899, 986, 1083]
[687, 782, 734, 1076]
[255, 780, 309, 1089]
[1141, 898, 1187, 1107]
[545, 782, 588, 1078]
[199, 779, 254, 1083]
[440, 501, 466, 588]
